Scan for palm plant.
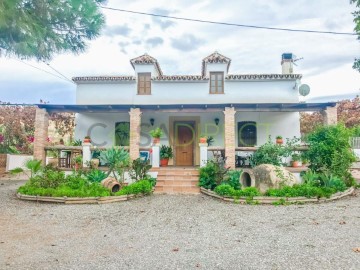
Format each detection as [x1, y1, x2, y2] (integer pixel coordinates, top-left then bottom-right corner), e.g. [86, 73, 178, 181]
[99, 147, 130, 181]
[10, 159, 42, 178]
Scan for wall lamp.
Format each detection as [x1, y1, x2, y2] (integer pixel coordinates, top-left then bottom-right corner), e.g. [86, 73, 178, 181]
[150, 118, 155, 126]
[214, 118, 219, 126]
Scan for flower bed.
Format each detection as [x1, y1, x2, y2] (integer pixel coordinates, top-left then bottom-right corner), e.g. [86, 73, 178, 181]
[17, 180, 155, 204]
[14, 154, 156, 204]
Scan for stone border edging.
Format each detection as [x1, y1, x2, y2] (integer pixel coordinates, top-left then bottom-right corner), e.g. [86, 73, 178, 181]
[200, 187, 355, 204]
[16, 188, 155, 204]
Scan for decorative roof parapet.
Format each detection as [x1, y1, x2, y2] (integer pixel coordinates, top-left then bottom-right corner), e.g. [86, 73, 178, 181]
[72, 76, 136, 82]
[130, 53, 163, 76]
[202, 51, 231, 76]
[226, 74, 302, 80]
[153, 75, 207, 81]
[72, 74, 302, 83]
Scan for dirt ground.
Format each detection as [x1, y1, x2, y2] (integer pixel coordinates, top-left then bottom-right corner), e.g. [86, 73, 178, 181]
[1, 180, 360, 270]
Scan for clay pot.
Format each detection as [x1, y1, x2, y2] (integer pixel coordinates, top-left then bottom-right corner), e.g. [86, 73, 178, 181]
[276, 138, 283, 145]
[199, 137, 207, 144]
[292, 161, 301, 167]
[83, 138, 91, 143]
[101, 177, 121, 193]
[160, 159, 169, 167]
[153, 137, 160, 144]
[91, 158, 99, 169]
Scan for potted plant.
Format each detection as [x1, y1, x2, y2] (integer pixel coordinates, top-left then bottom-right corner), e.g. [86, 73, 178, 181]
[73, 155, 83, 170]
[199, 134, 207, 144]
[149, 127, 163, 144]
[291, 153, 301, 167]
[160, 145, 173, 166]
[83, 136, 91, 143]
[276, 135, 283, 145]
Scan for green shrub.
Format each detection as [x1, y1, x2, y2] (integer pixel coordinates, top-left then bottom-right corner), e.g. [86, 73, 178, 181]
[304, 124, 356, 185]
[249, 141, 286, 167]
[265, 184, 336, 198]
[319, 173, 347, 192]
[214, 184, 235, 196]
[214, 184, 260, 198]
[145, 177, 157, 187]
[232, 187, 260, 198]
[301, 170, 320, 186]
[221, 170, 242, 190]
[129, 158, 152, 181]
[29, 169, 67, 189]
[116, 180, 153, 196]
[198, 159, 229, 190]
[18, 181, 111, 197]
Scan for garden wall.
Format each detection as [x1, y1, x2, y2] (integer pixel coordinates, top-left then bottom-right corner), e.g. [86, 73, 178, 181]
[6, 154, 33, 171]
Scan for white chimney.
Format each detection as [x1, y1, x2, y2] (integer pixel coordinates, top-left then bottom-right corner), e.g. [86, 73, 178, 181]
[281, 53, 294, 74]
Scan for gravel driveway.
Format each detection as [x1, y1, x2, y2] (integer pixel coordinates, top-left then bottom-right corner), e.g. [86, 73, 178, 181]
[1, 180, 360, 270]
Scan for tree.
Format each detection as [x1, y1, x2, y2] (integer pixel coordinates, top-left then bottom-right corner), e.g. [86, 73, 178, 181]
[351, 0, 360, 71]
[0, 0, 105, 60]
[300, 97, 360, 135]
[337, 96, 360, 127]
[0, 102, 75, 154]
[300, 112, 324, 135]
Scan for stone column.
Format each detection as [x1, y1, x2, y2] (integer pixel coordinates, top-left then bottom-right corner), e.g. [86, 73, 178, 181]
[223, 107, 236, 168]
[321, 105, 338, 125]
[129, 108, 142, 160]
[33, 108, 49, 164]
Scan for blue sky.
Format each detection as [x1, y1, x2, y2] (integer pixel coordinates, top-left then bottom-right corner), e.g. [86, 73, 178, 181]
[0, 0, 359, 104]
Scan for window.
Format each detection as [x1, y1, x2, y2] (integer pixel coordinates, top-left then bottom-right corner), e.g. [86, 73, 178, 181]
[115, 122, 130, 146]
[210, 72, 224, 94]
[137, 72, 151, 95]
[238, 121, 257, 147]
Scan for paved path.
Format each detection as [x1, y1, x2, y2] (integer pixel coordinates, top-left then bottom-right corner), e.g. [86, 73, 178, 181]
[1, 180, 360, 270]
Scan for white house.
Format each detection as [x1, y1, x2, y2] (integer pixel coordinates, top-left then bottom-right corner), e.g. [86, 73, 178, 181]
[36, 52, 337, 169]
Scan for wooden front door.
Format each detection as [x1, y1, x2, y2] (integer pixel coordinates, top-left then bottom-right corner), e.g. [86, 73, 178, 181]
[175, 122, 195, 166]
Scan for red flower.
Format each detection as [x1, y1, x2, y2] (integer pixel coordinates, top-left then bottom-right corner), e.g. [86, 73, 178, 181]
[27, 136, 34, 143]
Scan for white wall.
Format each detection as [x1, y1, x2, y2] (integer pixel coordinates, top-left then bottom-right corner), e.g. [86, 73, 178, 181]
[235, 111, 301, 146]
[75, 111, 300, 148]
[6, 154, 33, 171]
[205, 63, 228, 75]
[133, 64, 158, 76]
[76, 80, 299, 105]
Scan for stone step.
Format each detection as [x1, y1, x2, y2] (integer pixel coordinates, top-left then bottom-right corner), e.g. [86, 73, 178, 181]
[156, 175, 199, 181]
[157, 170, 199, 176]
[156, 180, 199, 187]
[155, 185, 200, 194]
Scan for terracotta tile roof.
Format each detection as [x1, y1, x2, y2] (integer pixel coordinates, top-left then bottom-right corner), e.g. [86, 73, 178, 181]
[226, 74, 302, 80]
[130, 53, 163, 76]
[72, 76, 135, 82]
[202, 51, 231, 76]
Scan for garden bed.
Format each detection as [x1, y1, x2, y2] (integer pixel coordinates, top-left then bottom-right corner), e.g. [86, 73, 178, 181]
[16, 189, 154, 204]
[200, 187, 355, 204]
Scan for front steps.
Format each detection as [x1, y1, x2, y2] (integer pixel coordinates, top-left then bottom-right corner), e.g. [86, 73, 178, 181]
[153, 167, 200, 194]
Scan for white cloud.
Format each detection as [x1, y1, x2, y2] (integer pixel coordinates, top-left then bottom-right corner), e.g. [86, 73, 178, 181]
[0, 0, 359, 102]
